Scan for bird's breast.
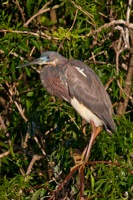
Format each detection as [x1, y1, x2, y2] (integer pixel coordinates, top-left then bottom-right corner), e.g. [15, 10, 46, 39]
[71, 97, 103, 127]
[40, 66, 71, 101]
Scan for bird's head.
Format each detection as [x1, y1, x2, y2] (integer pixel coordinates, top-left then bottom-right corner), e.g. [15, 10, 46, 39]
[17, 51, 67, 68]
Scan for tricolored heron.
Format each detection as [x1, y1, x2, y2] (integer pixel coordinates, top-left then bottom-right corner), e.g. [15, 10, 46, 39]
[17, 51, 115, 164]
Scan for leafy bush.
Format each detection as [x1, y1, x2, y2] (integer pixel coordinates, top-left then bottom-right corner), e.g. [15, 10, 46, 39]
[0, 0, 133, 199]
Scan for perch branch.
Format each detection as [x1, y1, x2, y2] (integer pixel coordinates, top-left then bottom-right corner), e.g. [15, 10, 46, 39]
[48, 160, 133, 199]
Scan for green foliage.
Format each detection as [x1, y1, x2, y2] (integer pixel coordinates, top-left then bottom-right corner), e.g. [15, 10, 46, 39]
[0, 0, 133, 199]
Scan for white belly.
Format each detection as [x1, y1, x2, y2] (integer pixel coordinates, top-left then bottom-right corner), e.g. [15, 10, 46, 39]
[71, 97, 103, 127]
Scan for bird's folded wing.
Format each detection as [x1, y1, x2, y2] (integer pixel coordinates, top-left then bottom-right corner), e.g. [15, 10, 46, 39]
[66, 65, 115, 131]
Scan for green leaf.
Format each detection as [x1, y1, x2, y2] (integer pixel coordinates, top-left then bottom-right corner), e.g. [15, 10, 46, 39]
[95, 179, 105, 192]
[30, 38, 40, 50]
[90, 174, 95, 190]
[18, 43, 30, 52]
[27, 91, 34, 97]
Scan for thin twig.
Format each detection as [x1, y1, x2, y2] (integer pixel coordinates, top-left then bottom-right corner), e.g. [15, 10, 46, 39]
[26, 185, 52, 194]
[125, 0, 133, 46]
[4, 82, 29, 148]
[79, 166, 85, 199]
[58, 9, 78, 51]
[48, 159, 133, 199]
[0, 29, 58, 40]
[22, 132, 30, 148]
[33, 136, 46, 156]
[0, 150, 10, 158]
[24, 2, 60, 27]
[86, 160, 133, 175]
[0, 114, 7, 130]
[69, 0, 95, 27]
[105, 77, 115, 89]
[48, 164, 80, 200]
[0, 114, 11, 145]
[89, 50, 108, 61]
[5, 82, 28, 122]
[1, 20, 133, 41]
[24, 0, 53, 27]
[14, 0, 25, 23]
[84, 20, 133, 38]
[117, 80, 133, 102]
[114, 26, 130, 51]
[26, 155, 43, 175]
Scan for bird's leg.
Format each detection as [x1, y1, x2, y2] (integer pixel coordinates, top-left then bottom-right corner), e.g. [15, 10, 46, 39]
[82, 121, 102, 164]
[77, 124, 102, 199]
[70, 123, 102, 199]
[71, 122, 102, 171]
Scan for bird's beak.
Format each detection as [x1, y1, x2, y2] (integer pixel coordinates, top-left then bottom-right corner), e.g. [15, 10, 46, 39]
[17, 56, 49, 68]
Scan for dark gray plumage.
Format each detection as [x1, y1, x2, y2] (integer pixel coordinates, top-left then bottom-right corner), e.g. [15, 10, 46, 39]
[18, 51, 115, 163]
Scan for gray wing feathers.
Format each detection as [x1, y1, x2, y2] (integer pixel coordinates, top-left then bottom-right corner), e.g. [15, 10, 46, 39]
[66, 62, 115, 132]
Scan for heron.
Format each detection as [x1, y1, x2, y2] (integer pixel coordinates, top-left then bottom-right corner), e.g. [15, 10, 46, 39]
[17, 51, 115, 165]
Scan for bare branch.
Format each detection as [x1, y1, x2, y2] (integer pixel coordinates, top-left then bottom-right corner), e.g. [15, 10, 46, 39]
[5, 82, 28, 122]
[113, 26, 127, 75]
[48, 160, 133, 199]
[26, 155, 43, 175]
[0, 114, 7, 130]
[24, 0, 53, 27]
[117, 46, 133, 115]
[34, 136, 46, 156]
[1, 20, 133, 43]
[0, 29, 59, 40]
[69, 0, 95, 27]
[0, 150, 10, 158]
[117, 80, 133, 102]
[105, 77, 115, 90]
[22, 132, 30, 148]
[24, 1, 60, 27]
[85, 20, 133, 38]
[0, 114, 12, 145]
[114, 26, 130, 50]
[13, 0, 25, 23]
[89, 50, 108, 61]
[125, 0, 133, 46]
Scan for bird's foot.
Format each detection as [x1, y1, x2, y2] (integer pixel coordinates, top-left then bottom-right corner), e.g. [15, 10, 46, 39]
[70, 149, 90, 199]
[71, 149, 88, 172]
